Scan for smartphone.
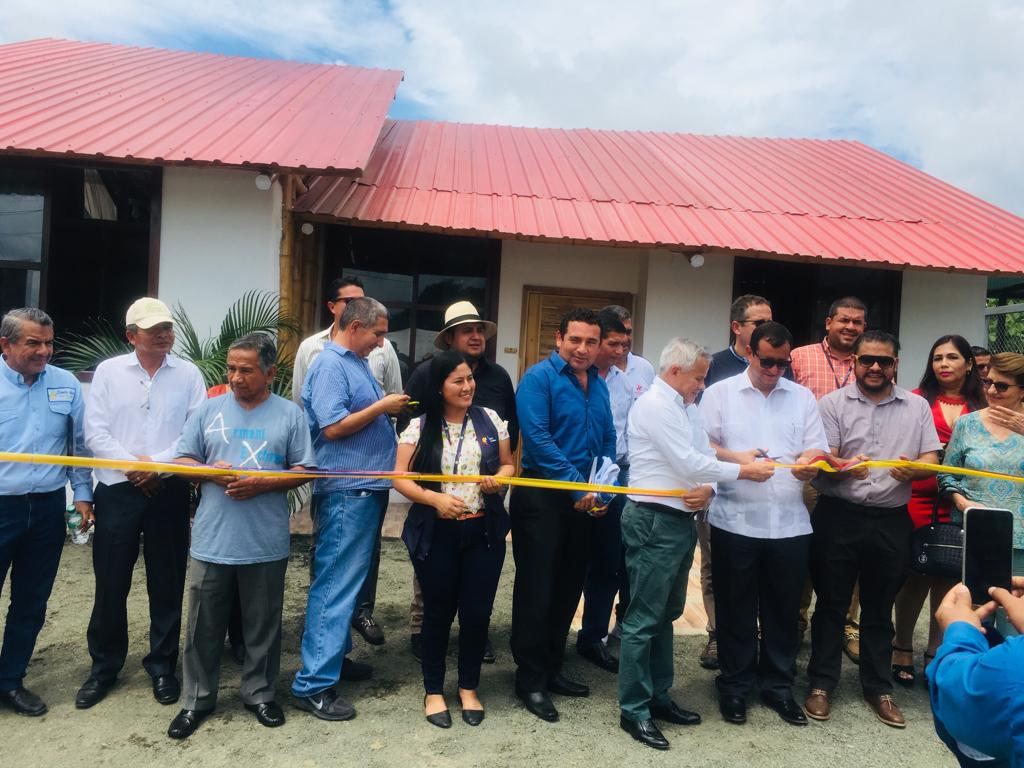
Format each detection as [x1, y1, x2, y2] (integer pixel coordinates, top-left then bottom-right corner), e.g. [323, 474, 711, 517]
[962, 506, 1014, 606]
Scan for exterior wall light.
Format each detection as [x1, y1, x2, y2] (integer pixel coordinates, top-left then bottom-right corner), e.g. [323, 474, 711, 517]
[254, 173, 273, 191]
[689, 253, 706, 268]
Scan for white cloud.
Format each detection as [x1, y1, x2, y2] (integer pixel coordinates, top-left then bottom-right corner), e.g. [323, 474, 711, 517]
[2, 0, 1022, 215]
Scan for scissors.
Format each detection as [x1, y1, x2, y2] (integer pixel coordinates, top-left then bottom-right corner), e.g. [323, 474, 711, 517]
[755, 449, 781, 462]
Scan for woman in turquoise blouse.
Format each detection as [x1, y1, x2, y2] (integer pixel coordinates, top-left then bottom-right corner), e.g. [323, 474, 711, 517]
[938, 353, 1024, 573]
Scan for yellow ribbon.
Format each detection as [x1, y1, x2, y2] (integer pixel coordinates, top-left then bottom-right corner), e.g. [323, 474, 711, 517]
[2, 451, 1023, 497]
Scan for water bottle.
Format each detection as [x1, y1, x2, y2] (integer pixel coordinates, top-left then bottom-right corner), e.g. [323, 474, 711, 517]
[65, 504, 91, 545]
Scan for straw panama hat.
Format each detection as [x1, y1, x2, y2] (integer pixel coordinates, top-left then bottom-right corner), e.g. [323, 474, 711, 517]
[434, 301, 497, 349]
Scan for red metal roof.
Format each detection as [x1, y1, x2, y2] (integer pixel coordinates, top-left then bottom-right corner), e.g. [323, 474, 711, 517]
[296, 119, 1024, 274]
[0, 38, 402, 174]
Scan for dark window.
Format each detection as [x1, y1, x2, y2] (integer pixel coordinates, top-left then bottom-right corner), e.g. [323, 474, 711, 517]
[322, 226, 500, 373]
[732, 257, 903, 346]
[0, 167, 46, 308]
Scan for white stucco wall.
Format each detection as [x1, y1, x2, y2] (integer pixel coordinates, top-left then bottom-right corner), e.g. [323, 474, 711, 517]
[898, 270, 988, 386]
[638, 249, 736, 365]
[495, 240, 644, 379]
[158, 167, 282, 338]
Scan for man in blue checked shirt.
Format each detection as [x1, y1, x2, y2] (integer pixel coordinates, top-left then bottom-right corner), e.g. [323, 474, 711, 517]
[0, 308, 92, 717]
[510, 307, 616, 723]
[291, 297, 409, 722]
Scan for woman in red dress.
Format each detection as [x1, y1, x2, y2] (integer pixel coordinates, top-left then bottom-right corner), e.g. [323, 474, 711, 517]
[891, 335, 986, 686]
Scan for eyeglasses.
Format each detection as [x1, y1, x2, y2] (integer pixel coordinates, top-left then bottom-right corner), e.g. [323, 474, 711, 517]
[756, 355, 791, 370]
[739, 319, 768, 327]
[855, 355, 896, 369]
[329, 296, 349, 304]
[981, 378, 1023, 394]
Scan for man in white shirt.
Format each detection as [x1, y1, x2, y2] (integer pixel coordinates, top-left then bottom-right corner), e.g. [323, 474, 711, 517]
[76, 298, 206, 710]
[603, 305, 655, 399]
[618, 337, 773, 750]
[700, 321, 827, 728]
[291, 275, 403, 647]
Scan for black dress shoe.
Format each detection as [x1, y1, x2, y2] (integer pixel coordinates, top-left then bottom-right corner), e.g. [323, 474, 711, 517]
[410, 633, 423, 662]
[650, 699, 701, 725]
[245, 701, 286, 728]
[462, 708, 485, 726]
[75, 678, 113, 710]
[0, 686, 47, 717]
[482, 637, 496, 664]
[167, 708, 212, 739]
[547, 674, 590, 697]
[760, 693, 808, 726]
[577, 642, 619, 672]
[425, 695, 452, 728]
[339, 657, 373, 682]
[153, 674, 180, 705]
[516, 688, 559, 722]
[719, 695, 747, 724]
[351, 614, 385, 645]
[620, 715, 669, 750]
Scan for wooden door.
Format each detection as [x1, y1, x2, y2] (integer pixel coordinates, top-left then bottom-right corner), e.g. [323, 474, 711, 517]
[518, 285, 633, 378]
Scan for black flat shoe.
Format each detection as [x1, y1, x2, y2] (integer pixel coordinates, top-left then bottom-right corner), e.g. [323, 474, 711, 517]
[0, 686, 47, 717]
[482, 637, 496, 664]
[650, 699, 701, 725]
[167, 708, 212, 739]
[245, 701, 286, 728]
[620, 715, 669, 750]
[719, 695, 747, 724]
[516, 687, 558, 722]
[760, 693, 808, 726]
[339, 657, 373, 682]
[153, 674, 180, 705]
[547, 674, 589, 697]
[462, 708, 485, 726]
[424, 695, 452, 729]
[75, 678, 113, 710]
[577, 642, 619, 672]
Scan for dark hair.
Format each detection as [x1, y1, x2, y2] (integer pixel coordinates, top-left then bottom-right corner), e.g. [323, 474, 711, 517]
[600, 305, 632, 324]
[749, 321, 793, 352]
[971, 345, 991, 358]
[853, 330, 900, 355]
[597, 308, 627, 339]
[729, 294, 771, 324]
[917, 335, 986, 411]
[324, 275, 365, 304]
[410, 351, 470, 477]
[828, 296, 867, 318]
[228, 332, 277, 374]
[558, 307, 601, 336]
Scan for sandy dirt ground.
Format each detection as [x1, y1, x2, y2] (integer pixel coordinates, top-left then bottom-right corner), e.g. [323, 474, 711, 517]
[3, 536, 956, 768]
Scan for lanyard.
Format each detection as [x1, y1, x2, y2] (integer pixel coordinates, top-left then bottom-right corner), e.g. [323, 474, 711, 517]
[442, 413, 470, 475]
[822, 339, 853, 390]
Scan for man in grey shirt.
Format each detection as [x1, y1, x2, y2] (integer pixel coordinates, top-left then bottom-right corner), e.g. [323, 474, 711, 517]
[167, 333, 315, 740]
[804, 331, 941, 729]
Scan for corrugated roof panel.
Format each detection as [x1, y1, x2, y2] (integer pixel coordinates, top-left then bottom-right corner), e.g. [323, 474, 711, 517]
[295, 119, 1024, 275]
[0, 38, 402, 174]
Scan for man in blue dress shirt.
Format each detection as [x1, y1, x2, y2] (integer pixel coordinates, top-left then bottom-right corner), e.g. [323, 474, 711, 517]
[0, 308, 92, 717]
[511, 307, 616, 723]
[291, 297, 409, 722]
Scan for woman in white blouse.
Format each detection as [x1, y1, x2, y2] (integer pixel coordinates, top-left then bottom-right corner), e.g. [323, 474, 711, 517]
[393, 351, 515, 729]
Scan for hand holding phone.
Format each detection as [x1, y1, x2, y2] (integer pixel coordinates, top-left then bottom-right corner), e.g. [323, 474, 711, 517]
[962, 507, 1014, 606]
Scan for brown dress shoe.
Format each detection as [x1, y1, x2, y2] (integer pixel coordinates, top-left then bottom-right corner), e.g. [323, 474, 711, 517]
[864, 693, 906, 728]
[843, 622, 861, 664]
[803, 689, 831, 721]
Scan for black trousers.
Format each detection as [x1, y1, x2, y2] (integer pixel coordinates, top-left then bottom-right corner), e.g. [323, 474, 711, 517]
[711, 525, 810, 699]
[87, 479, 190, 682]
[807, 495, 912, 696]
[510, 482, 591, 692]
[410, 516, 505, 694]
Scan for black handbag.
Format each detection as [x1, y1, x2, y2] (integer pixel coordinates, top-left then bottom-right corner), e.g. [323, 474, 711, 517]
[910, 496, 963, 578]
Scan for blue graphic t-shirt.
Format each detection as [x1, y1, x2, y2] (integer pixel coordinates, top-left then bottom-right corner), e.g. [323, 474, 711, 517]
[175, 393, 316, 564]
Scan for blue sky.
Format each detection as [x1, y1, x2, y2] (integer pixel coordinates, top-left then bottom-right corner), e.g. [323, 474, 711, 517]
[2, 0, 1022, 215]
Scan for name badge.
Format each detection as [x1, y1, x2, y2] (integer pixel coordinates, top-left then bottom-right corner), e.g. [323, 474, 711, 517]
[47, 387, 75, 403]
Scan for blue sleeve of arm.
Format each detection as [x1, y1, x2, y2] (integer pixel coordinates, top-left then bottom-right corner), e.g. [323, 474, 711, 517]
[174, 405, 207, 463]
[516, 371, 587, 500]
[69, 382, 93, 503]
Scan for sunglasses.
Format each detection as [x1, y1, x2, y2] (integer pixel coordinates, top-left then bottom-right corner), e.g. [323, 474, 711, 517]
[756, 355, 791, 370]
[981, 378, 1023, 394]
[855, 354, 896, 369]
[329, 296, 350, 304]
[739, 319, 768, 327]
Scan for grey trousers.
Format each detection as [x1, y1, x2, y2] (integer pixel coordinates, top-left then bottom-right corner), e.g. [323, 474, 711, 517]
[182, 557, 287, 711]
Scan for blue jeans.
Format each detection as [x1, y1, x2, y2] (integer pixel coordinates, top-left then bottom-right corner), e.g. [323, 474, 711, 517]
[0, 490, 66, 692]
[578, 467, 628, 649]
[292, 489, 388, 697]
